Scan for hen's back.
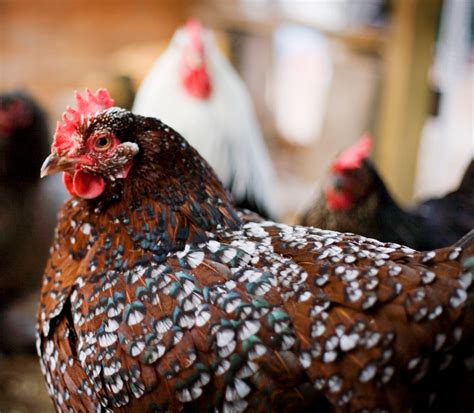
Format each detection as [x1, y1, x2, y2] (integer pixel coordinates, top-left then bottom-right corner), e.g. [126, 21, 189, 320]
[37, 208, 473, 412]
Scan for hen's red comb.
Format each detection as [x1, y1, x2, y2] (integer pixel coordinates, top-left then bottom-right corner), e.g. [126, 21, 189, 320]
[331, 134, 373, 173]
[52, 88, 114, 154]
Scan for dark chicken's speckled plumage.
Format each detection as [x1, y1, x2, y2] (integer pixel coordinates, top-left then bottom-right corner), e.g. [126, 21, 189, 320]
[37, 108, 474, 413]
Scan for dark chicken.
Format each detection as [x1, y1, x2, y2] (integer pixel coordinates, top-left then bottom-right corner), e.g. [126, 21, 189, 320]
[301, 135, 474, 251]
[0, 91, 50, 180]
[38, 90, 473, 413]
[414, 159, 474, 245]
[0, 91, 67, 352]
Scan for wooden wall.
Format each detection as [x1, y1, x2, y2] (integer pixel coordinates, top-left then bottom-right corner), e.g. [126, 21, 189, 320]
[0, 0, 192, 119]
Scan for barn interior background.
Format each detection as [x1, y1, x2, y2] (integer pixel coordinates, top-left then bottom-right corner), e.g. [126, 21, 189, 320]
[0, 0, 472, 411]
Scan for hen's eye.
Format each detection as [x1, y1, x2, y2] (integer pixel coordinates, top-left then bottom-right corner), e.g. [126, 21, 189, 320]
[95, 136, 111, 150]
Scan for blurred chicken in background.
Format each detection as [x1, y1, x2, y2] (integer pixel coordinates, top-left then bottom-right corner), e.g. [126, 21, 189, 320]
[133, 19, 279, 219]
[301, 135, 474, 250]
[0, 91, 67, 353]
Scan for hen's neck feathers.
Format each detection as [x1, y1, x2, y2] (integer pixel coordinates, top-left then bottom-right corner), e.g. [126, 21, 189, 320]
[60, 115, 241, 259]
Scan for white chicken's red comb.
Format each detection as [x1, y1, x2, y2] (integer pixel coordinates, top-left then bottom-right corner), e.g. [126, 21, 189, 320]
[53, 88, 114, 154]
[331, 134, 373, 173]
[185, 19, 202, 37]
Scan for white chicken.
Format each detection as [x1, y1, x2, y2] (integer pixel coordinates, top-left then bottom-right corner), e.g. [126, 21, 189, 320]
[133, 19, 278, 219]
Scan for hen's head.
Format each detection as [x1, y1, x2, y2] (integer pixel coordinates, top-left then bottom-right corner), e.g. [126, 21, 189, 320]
[179, 19, 212, 99]
[325, 134, 374, 211]
[41, 89, 233, 213]
[41, 89, 139, 199]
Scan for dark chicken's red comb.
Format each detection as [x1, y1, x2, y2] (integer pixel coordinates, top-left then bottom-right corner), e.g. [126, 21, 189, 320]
[52, 88, 114, 155]
[331, 134, 373, 173]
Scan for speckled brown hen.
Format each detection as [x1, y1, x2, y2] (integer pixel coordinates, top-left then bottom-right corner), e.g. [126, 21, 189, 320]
[37, 89, 474, 413]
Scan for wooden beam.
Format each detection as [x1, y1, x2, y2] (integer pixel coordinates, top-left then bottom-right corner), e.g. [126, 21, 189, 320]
[375, 0, 441, 203]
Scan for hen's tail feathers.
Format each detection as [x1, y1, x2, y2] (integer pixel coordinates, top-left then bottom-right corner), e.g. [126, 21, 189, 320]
[456, 230, 474, 292]
[456, 229, 474, 273]
[463, 255, 474, 277]
[454, 229, 474, 249]
[456, 230, 474, 349]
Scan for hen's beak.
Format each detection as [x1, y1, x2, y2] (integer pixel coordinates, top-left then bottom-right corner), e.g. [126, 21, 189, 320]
[40, 153, 75, 178]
